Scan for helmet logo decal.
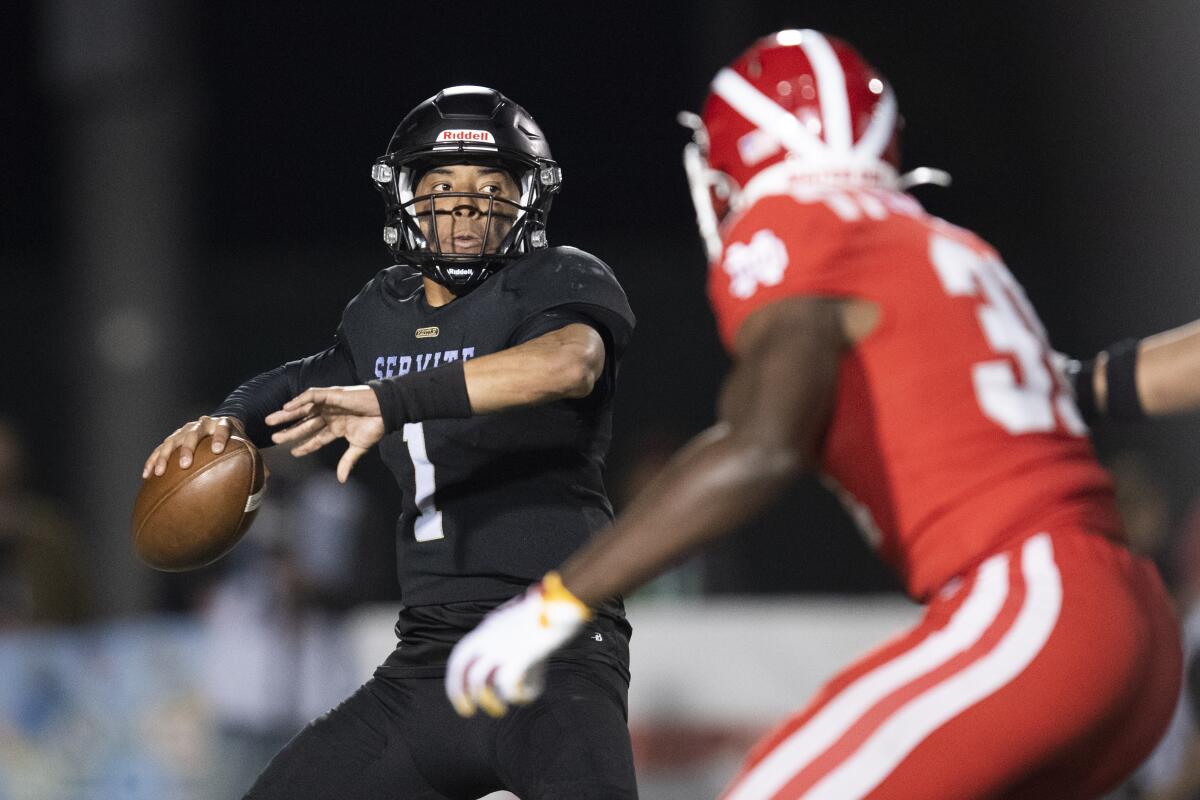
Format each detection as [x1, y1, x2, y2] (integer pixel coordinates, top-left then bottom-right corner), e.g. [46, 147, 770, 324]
[723, 229, 788, 299]
[737, 128, 782, 166]
[437, 129, 496, 143]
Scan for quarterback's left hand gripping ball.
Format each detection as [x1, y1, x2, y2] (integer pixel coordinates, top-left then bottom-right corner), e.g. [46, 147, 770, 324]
[446, 572, 591, 718]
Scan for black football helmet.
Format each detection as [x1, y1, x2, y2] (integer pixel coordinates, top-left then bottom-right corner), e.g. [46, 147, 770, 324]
[371, 86, 563, 294]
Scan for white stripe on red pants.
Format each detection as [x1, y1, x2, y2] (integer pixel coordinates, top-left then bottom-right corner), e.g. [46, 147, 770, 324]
[722, 534, 1061, 800]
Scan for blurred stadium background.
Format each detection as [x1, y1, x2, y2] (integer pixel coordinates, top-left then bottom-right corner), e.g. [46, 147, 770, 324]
[4, 2, 1200, 798]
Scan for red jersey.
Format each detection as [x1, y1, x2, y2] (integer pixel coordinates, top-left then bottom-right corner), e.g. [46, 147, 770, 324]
[708, 189, 1121, 600]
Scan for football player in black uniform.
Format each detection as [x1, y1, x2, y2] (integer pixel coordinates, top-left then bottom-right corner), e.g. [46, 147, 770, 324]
[143, 86, 638, 800]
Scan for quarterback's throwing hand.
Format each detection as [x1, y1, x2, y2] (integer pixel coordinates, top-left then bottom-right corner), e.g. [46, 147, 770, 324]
[266, 386, 384, 482]
[446, 573, 591, 718]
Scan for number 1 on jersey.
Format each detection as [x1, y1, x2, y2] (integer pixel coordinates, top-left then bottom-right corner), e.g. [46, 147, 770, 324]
[402, 422, 445, 542]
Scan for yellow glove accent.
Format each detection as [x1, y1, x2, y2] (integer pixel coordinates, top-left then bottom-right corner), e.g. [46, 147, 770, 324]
[450, 694, 476, 718]
[539, 572, 593, 627]
[477, 686, 507, 718]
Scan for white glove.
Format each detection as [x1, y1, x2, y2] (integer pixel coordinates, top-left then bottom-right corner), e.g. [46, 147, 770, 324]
[445, 572, 591, 718]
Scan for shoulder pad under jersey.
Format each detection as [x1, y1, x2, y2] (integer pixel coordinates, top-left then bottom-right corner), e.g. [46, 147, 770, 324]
[342, 265, 421, 317]
[499, 246, 636, 353]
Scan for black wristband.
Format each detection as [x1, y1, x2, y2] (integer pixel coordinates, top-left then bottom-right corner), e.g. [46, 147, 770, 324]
[1104, 337, 1145, 421]
[1187, 650, 1200, 721]
[368, 359, 472, 433]
[1067, 357, 1098, 421]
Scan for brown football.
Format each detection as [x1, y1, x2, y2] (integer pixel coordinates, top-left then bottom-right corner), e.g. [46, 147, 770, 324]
[132, 434, 266, 571]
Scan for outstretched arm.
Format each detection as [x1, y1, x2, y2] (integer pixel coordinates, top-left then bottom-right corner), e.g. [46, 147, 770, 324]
[464, 322, 606, 412]
[1118, 320, 1200, 416]
[445, 297, 868, 716]
[1074, 319, 1200, 419]
[266, 322, 606, 480]
[561, 298, 850, 604]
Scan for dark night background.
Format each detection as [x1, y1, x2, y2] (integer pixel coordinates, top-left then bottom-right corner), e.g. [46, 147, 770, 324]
[4, 1, 1199, 615]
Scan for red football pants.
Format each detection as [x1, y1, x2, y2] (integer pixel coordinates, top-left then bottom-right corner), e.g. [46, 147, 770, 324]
[720, 530, 1182, 800]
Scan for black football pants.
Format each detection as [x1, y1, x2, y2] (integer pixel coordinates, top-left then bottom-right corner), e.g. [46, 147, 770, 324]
[242, 659, 638, 800]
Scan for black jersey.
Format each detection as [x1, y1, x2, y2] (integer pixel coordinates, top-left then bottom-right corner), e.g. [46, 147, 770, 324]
[336, 246, 634, 609]
[212, 246, 635, 677]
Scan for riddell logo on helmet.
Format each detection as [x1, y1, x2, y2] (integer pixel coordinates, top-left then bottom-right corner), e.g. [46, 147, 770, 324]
[437, 129, 496, 143]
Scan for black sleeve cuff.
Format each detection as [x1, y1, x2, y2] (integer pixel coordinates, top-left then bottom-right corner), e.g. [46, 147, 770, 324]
[368, 359, 472, 433]
[1104, 338, 1146, 421]
[1066, 357, 1098, 421]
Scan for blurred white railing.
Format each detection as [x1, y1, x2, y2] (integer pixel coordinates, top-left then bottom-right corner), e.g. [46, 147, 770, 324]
[0, 596, 920, 800]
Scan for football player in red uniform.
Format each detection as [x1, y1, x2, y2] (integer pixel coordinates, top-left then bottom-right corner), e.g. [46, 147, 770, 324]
[443, 30, 1184, 799]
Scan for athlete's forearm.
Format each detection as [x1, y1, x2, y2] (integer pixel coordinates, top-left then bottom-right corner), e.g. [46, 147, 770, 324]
[463, 323, 604, 413]
[562, 299, 847, 605]
[1084, 320, 1200, 419]
[560, 423, 805, 605]
[1132, 319, 1200, 416]
[368, 323, 604, 432]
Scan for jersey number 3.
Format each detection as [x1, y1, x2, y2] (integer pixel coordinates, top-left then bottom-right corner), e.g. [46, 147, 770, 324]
[930, 235, 1086, 436]
[402, 422, 445, 541]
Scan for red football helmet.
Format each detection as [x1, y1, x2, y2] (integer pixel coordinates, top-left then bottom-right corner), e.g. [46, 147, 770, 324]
[681, 30, 944, 260]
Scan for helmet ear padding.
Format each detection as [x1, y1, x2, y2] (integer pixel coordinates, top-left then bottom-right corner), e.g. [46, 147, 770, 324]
[372, 86, 561, 294]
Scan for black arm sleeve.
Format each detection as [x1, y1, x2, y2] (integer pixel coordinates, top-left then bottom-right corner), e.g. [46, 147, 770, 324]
[502, 247, 636, 358]
[1187, 648, 1200, 722]
[212, 339, 358, 448]
[1064, 356, 1097, 420]
[509, 307, 601, 346]
[1066, 338, 1148, 422]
